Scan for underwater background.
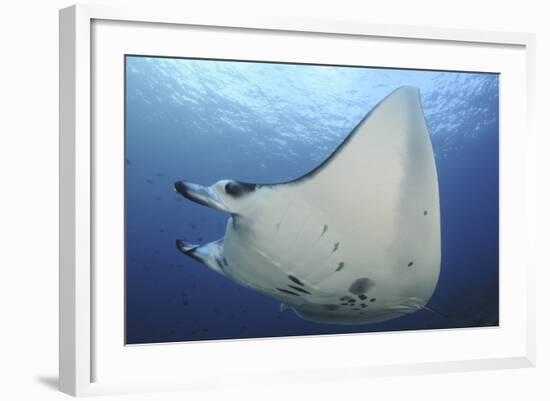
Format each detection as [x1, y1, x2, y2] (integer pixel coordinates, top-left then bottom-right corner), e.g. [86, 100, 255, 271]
[125, 56, 499, 345]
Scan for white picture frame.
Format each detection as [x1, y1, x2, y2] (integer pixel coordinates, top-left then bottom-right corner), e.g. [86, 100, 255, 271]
[59, 3, 536, 397]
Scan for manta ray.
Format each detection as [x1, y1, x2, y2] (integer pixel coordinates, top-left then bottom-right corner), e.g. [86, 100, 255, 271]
[174, 86, 441, 324]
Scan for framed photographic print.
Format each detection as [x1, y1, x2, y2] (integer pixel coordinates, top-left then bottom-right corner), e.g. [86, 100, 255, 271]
[124, 56, 499, 344]
[59, 4, 536, 397]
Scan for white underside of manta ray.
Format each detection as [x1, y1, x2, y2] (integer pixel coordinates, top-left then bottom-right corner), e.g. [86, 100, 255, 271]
[174, 86, 441, 325]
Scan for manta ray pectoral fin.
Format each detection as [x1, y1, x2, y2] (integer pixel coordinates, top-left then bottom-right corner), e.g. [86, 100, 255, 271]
[175, 238, 226, 276]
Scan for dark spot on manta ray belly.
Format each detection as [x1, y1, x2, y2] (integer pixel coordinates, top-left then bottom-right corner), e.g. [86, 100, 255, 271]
[335, 262, 344, 272]
[288, 285, 311, 295]
[332, 242, 340, 252]
[277, 288, 300, 296]
[408, 261, 414, 267]
[358, 294, 367, 300]
[349, 278, 375, 295]
[288, 275, 305, 286]
[424, 210, 428, 215]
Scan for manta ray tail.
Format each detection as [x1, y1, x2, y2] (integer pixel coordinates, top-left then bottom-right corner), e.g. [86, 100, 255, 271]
[176, 238, 226, 276]
[423, 305, 497, 328]
[422, 304, 448, 319]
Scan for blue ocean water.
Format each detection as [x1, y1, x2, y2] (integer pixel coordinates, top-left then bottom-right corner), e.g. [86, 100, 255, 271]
[125, 56, 499, 345]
